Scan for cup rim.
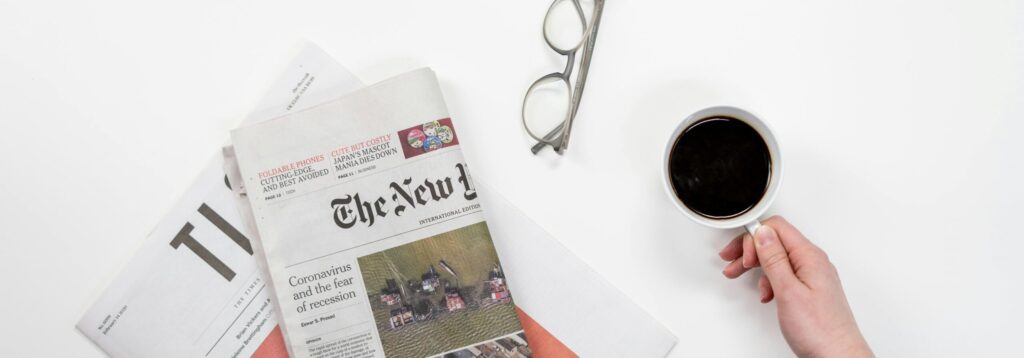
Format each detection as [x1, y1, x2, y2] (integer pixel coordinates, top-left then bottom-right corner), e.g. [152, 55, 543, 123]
[662, 106, 783, 230]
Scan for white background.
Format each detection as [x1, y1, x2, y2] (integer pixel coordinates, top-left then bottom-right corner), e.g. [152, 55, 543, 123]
[1, 1, 1021, 357]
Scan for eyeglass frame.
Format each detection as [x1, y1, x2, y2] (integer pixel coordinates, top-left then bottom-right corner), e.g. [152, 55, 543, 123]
[522, 0, 604, 154]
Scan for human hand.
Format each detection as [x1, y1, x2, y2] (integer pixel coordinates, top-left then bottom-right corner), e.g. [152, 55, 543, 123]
[718, 216, 873, 358]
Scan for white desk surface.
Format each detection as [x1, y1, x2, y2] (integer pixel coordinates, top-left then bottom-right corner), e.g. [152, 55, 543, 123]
[1, 1, 1021, 356]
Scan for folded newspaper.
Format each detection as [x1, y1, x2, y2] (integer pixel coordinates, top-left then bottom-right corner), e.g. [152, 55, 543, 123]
[226, 68, 532, 358]
[75, 44, 362, 358]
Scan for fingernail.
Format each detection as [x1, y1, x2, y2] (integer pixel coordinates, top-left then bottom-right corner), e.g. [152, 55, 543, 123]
[758, 278, 769, 302]
[756, 225, 778, 247]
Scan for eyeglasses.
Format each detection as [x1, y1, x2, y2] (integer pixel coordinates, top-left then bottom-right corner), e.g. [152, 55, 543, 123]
[522, 0, 604, 154]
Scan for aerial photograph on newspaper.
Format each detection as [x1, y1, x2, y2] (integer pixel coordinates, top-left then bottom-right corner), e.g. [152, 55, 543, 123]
[357, 222, 527, 358]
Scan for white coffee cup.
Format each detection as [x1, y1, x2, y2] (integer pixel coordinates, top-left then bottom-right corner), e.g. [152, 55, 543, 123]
[661, 106, 783, 235]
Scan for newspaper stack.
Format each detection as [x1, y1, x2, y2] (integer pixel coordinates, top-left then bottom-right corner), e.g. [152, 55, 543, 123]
[76, 44, 676, 358]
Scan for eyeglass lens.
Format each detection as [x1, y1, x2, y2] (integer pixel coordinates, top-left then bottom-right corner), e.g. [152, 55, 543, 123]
[523, 76, 572, 144]
[544, 0, 589, 53]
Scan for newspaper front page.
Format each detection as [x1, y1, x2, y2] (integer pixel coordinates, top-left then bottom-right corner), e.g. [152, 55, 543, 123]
[230, 68, 529, 358]
[75, 44, 362, 358]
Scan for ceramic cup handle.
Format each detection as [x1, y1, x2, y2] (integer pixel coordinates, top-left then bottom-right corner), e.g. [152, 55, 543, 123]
[744, 221, 762, 237]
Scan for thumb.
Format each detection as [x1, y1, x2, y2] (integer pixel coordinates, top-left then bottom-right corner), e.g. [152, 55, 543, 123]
[753, 225, 799, 290]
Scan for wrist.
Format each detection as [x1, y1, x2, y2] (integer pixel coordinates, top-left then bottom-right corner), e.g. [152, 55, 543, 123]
[810, 332, 872, 358]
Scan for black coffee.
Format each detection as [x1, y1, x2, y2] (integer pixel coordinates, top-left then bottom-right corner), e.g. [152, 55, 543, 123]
[669, 117, 771, 218]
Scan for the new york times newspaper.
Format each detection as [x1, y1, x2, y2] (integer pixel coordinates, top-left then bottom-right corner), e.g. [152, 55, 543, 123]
[229, 69, 529, 358]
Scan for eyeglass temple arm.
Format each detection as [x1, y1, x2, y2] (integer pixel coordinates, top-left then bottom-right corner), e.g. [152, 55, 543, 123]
[569, 0, 600, 117]
[563, 0, 603, 148]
